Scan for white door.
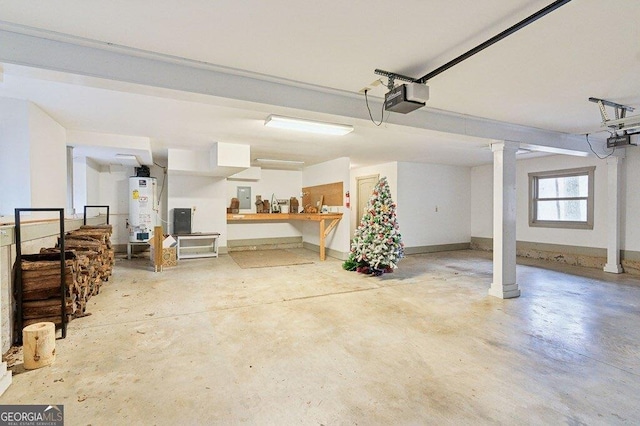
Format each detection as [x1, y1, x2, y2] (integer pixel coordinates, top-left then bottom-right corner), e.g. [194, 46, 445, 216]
[356, 174, 379, 224]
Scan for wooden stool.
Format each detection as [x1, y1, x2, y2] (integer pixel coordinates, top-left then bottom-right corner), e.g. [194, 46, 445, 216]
[23, 322, 56, 370]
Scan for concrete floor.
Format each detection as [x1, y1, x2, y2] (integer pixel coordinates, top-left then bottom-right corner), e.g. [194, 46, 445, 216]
[1, 249, 640, 425]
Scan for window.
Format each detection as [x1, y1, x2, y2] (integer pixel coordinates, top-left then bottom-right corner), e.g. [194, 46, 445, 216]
[529, 166, 595, 229]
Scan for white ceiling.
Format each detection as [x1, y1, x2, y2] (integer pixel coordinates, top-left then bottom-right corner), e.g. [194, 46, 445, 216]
[0, 0, 639, 168]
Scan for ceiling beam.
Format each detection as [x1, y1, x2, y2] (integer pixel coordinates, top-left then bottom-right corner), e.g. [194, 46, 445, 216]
[0, 24, 590, 155]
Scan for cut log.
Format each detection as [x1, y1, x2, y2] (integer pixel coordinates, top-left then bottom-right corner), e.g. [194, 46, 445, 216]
[65, 239, 104, 251]
[80, 224, 113, 233]
[23, 299, 74, 319]
[23, 288, 62, 301]
[23, 315, 71, 327]
[22, 266, 75, 279]
[21, 259, 76, 271]
[23, 322, 56, 370]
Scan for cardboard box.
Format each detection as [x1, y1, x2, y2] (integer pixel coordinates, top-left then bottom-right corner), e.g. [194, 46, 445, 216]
[162, 247, 177, 267]
[163, 235, 177, 248]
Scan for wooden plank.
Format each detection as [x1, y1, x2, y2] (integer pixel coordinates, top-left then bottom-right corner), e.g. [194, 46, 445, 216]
[227, 213, 342, 222]
[153, 226, 163, 272]
[319, 219, 326, 261]
[324, 218, 340, 237]
[302, 182, 343, 208]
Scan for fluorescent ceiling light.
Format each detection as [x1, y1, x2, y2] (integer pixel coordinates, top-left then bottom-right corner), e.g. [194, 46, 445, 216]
[264, 115, 353, 136]
[255, 158, 305, 165]
[115, 154, 141, 167]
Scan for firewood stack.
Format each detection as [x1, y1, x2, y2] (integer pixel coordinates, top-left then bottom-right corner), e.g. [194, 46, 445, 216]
[20, 252, 78, 327]
[62, 224, 114, 308]
[66, 225, 115, 282]
[79, 224, 115, 271]
[18, 224, 115, 328]
[39, 247, 94, 317]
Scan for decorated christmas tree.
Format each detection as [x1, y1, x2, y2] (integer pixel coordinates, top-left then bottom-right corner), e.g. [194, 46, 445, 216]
[343, 177, 404, 275]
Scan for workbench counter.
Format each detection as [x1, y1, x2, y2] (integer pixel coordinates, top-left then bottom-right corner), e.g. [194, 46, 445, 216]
[226, 213, 343, 260]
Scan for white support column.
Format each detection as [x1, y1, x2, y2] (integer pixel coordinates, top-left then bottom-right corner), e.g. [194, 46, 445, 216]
[0, 360, 12, 396]
[604, 155, 623, 273]
[0, 246, 12, 396]
[489, 141, 521, 299]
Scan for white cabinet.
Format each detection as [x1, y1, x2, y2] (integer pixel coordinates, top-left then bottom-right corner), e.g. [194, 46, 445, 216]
[176, 233, 220, 260]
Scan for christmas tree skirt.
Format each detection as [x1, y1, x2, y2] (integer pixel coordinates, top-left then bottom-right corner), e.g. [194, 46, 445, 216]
[229, 249, 313, 269]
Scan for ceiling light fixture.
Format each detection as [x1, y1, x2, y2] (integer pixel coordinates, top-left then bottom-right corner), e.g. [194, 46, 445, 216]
[264, 115, 353, 136]
[255, 158, 305, 165]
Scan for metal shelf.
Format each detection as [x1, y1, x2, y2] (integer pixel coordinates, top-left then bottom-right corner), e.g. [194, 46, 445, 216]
[176, 233, 220, 260]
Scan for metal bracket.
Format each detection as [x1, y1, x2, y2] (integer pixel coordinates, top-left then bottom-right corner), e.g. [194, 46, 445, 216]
[374, 69, 416, 90]
[589, 97, 634, 128]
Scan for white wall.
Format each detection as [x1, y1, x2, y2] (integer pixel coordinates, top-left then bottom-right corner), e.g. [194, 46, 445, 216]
[0, 98, 30, 217]
[470, 164, 493, 239]
[72, 156, 88, 211]
[0, 100, 66, 219]
[97, 165, 133, 247]
[302, 157, 351, 255]
[168, 173, 227, 247]
[72, 156, 105, 212]
[622, 147, 640, 251]
[86, 159, 101, 206]
[397, 162, 471, 248]
[469, 152, 640, 251]
[28, 103, 67, 211]
[226, 169, 303, 240]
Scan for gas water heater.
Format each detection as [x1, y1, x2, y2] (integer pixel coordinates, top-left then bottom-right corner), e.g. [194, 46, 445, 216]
[129, 176, 158, 242]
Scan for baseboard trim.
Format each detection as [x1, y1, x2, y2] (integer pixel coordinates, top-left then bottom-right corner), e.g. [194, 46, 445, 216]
[470, 236, 493, 251]
[404, 242, 470, 255]
[470, 236, 640, 274]
[113, 243, 150, 254]
[227, 236, 302, 252]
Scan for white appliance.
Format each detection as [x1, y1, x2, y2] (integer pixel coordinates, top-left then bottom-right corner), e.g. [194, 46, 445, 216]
[129, 177, 158, 242]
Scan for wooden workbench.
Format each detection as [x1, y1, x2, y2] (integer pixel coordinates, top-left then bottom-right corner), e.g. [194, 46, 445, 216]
[226, 213, 343, 260]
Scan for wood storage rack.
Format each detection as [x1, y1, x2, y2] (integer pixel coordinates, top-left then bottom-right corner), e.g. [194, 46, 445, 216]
[83, 205, 110, 225]
[14, 208, 67, 345]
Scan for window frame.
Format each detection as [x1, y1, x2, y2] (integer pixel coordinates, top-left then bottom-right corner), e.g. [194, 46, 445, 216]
[528, 166, 595, 230]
